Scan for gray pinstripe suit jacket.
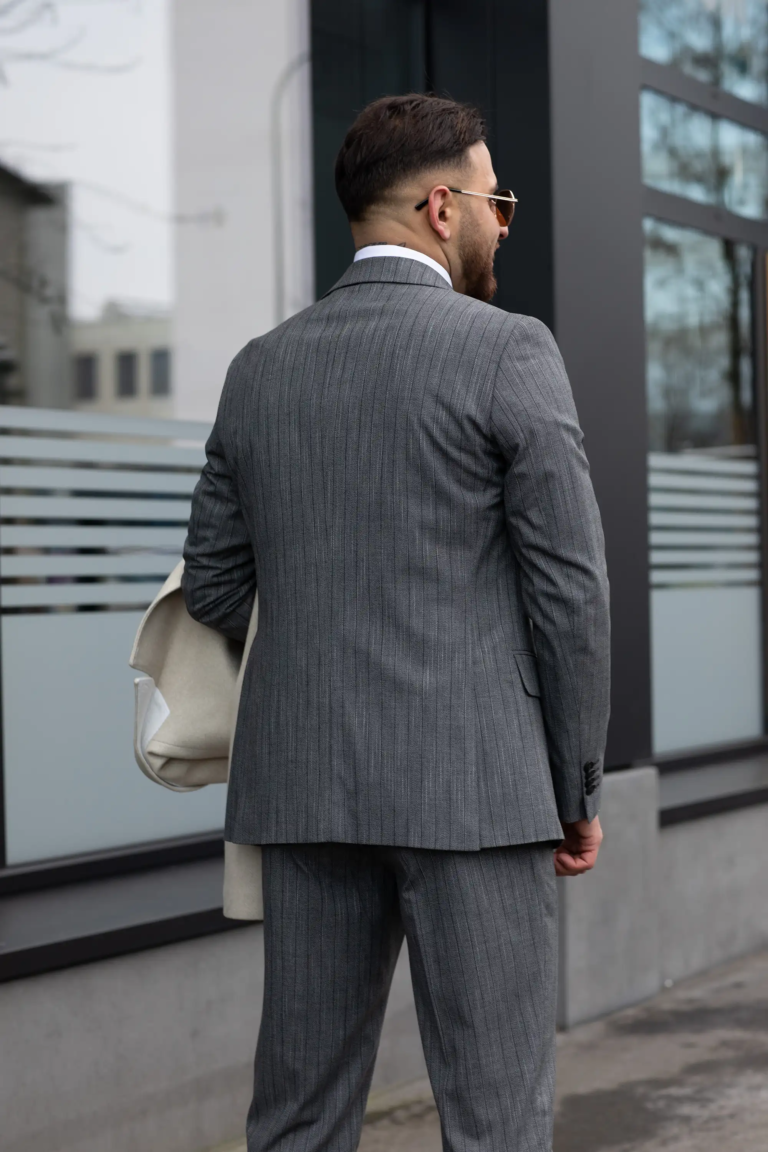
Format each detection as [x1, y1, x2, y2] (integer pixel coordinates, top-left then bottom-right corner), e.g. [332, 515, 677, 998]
[182, 256, 610, 850]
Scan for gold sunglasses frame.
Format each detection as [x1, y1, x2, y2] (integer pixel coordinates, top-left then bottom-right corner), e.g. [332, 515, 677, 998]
[414, 187, 518, 225]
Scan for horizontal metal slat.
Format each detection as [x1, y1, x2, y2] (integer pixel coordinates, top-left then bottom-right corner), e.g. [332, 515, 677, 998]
[648, 473, 759, 494]
[650, 549, 761, 567]
[649, 490, 759, 512]
[651, 568, 759, 587]
[1, 581, 164, 609]
[0, 404, 210, 442]
[0, 466, 199, 495]
[1, 525, 187, 549]
[648, 452, 759, 476]
[0, 436, 205, 469]
[650, 511, 760, 530]
[0, 496, 191, 523]
[649, 529, 760, 548]
[1, 553, 179, 579]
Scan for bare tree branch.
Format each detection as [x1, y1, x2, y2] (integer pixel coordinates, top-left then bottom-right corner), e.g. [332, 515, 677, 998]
[74, 216, 131, 254]
[0, 2, 55, 35]
[0, 25, 84, 61]
[78, 180, 226, 226]
[0, 0, 38, 20]
[44, 54, 139, 72]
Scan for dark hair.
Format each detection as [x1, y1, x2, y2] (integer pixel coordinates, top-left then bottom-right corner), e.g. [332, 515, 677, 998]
[334, 93, 486, 222]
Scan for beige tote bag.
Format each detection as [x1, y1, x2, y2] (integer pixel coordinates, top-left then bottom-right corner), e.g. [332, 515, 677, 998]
[129, 560, 263, 919]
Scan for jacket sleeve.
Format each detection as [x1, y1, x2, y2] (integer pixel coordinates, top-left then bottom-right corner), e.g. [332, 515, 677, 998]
[491, 315, 610, 824]
[181, 356, 256, 643]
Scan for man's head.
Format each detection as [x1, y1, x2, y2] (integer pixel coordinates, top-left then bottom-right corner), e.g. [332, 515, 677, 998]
[335, 94, 511, 303]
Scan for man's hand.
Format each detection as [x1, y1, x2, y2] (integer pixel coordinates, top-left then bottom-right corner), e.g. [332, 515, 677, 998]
[554, 815, 603, 877]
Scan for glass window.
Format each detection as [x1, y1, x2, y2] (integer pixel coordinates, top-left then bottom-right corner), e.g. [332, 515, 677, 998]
[0, 0, 313, 869]
[150, 348, 171, 396]
[644, 219, 755, 451]
[640, 0, 768, 107]
[641, 90, 768, 219]
[643, 218, 762, 754]
[116, 350, 137, 398]
[74, 353, 98, 401]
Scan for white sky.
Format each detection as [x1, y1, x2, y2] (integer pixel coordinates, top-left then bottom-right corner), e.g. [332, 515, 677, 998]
[0, 0, 173, 320]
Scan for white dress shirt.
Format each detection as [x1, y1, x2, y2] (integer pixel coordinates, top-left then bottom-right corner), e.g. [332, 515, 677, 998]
[353, 244, 453, 288]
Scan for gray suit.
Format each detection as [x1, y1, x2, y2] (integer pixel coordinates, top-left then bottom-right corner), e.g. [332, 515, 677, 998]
[182, 256, 610, 1150]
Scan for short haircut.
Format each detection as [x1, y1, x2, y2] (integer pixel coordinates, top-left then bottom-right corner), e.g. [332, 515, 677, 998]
[335, 93, 486, 222]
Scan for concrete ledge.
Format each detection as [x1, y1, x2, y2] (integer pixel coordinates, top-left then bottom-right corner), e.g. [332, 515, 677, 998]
[660, 802, 768, 982]
[557, 766, 660, 1028]
[7, 769, 768, 1152]
[0, 923, 423, 1152]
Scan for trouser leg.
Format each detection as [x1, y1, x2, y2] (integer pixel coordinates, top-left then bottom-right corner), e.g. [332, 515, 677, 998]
[394, 843, 559, 1152]
[246, 843, 404, 1152]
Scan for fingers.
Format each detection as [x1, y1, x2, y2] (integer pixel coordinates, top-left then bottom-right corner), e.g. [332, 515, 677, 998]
[553, 849, 598, 877]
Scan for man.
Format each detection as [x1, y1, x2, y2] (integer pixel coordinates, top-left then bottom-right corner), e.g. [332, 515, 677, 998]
[182, 93, 610, 1152]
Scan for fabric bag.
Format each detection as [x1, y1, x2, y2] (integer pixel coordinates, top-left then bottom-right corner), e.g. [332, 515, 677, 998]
[129, 559, 263, 919]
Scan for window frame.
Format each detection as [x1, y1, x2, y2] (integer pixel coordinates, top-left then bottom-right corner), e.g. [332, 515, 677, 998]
[115, 350, 139, 399]
[641, 51, 768, 745]
[73, 353, 99, 402]
[150, 347, 171, 397]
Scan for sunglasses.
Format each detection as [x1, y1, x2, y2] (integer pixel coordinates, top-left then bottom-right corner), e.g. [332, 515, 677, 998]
[414, 187, 518, 226]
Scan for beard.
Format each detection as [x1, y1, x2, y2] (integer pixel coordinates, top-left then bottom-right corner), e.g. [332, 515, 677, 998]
[457, 216, 498, 303]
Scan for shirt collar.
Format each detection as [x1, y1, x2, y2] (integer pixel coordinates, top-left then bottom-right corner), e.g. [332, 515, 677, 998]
[353, 244, 453, 288]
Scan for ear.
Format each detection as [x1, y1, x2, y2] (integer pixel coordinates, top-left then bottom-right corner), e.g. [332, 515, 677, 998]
[427, 186, 453, 242]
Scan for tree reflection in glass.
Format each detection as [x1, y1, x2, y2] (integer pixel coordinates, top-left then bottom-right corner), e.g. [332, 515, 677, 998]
[644, 219, 755, 454]
[642, 91, 768, 219]
[640, 0, 768, 106]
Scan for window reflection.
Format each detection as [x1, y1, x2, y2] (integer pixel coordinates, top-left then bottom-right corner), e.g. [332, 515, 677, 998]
[644, 218, 755, 454]
[0, 1, 173, 413]
[640, 0, 768, 107]
[642, 90, 768, 219]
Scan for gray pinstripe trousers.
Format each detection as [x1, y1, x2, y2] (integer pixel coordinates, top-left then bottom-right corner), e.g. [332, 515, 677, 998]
[246, 842, 558, 1152]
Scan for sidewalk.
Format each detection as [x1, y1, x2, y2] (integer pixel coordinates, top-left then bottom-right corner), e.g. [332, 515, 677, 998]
[213, 948, 768, 1151]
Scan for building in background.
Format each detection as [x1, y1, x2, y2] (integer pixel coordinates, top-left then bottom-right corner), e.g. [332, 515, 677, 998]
[0, 162, 68, 408]
[173, 0, 313, 420]
[70, 301, 173, 418]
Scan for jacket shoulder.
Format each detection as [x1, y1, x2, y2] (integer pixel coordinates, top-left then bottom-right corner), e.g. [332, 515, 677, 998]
[426, 294, 555, 342]
[222, 301, 557, 376]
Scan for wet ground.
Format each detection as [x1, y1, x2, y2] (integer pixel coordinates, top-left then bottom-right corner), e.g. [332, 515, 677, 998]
[219, 949, 768, 1151]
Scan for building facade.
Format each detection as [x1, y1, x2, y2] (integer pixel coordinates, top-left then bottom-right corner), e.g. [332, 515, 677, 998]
[71, 301, 173, 419]
[2, 4, 768, 1151]
[0, 163, 69, 409]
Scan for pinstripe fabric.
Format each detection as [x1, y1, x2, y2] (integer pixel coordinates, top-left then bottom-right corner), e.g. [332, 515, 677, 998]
[181, 256, 610, 846]
[247, 842, 558, 1152]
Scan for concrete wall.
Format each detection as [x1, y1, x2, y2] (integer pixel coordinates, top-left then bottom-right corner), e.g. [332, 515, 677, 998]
[23, 184, 70, 410]
[5, 777, 768, 1152]
[557, 767, 661, 1028]
[0, 927, 424, 1152]
[0, 179, 28, 403]
[659, 803, 768, 984]
[172, 0, 314, 422]
[557, 769, 768, 1026]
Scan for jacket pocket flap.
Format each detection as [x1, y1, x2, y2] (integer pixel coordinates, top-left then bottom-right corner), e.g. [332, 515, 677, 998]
[514, 652, 541, 697]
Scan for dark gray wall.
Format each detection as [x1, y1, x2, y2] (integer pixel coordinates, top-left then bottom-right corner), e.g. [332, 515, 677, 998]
[311, 0, 653, 767]
[428, 0, 555, 328]
[311, 0, 428, 296]
[548, 0, 651, 766]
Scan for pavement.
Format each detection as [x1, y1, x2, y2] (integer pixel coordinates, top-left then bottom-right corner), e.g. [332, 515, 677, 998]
[212, 948, 768, 1151]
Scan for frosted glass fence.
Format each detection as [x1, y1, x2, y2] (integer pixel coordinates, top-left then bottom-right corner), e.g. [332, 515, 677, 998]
[650, 451, 763, 754]
[0, 406, 224, 866]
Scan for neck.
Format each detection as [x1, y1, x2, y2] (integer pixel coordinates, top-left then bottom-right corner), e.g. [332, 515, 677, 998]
[352, 228, 451, 276]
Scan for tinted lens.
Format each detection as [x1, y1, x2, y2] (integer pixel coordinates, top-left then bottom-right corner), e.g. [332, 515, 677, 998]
[495, 190, 515, 226]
